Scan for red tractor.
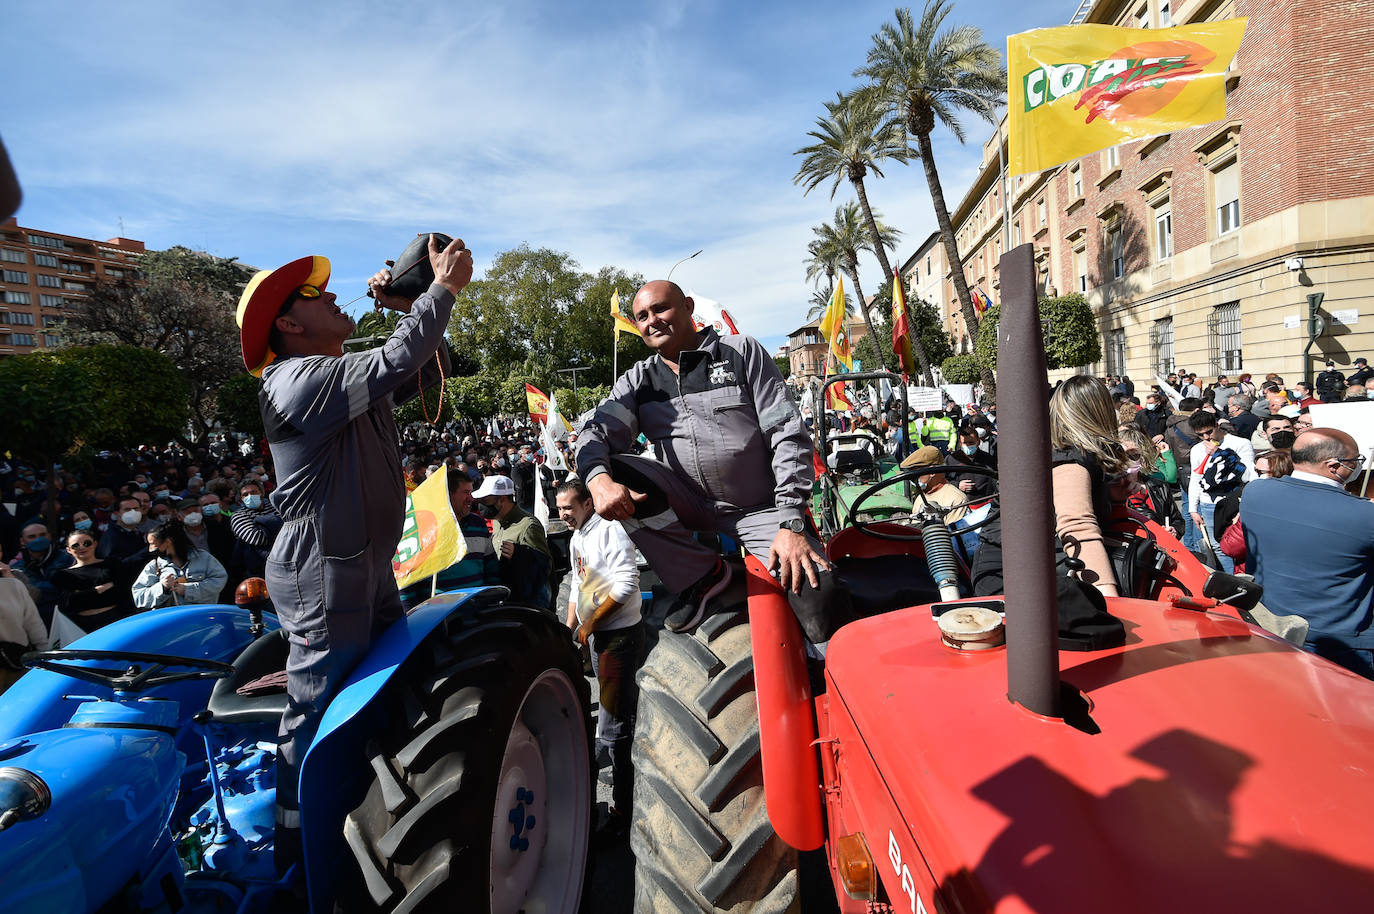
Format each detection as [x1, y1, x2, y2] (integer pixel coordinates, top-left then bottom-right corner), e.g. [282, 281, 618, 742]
[629, 247, 1374, 913]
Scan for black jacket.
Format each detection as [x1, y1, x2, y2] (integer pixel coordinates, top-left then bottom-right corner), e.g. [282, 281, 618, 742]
[1134, 406, 1169, 438]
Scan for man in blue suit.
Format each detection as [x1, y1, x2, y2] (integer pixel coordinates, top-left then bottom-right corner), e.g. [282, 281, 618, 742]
[1243, 428, 1374, 677]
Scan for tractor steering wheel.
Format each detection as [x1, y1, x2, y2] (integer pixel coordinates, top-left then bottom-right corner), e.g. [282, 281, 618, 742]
[23, 650, 234, 692]
[846, 464, 1000, 541]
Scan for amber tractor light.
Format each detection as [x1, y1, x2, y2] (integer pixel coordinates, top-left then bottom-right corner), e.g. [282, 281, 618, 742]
[235, 577, 269, 606]
[835, 831, 877, 901]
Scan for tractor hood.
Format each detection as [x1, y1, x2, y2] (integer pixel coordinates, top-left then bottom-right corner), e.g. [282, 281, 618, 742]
[0, 720, 182, 914]
[823, 597, 1374, 913]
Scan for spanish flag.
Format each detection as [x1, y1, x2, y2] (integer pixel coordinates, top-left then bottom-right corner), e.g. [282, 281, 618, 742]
[611, 289, 639, 337]
[526, 383, 550, 423]
[817, 276, 853, 371]
[971, 285, 993, 317]
[1007, 18, 1247, 175]
[890, 268, 916, 376]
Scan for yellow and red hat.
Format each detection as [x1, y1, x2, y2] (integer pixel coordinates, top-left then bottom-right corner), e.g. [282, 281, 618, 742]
[235, 255, 330, 377]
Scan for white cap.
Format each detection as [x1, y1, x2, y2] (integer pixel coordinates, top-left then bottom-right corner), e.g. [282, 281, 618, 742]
[473, 474, 516, 499]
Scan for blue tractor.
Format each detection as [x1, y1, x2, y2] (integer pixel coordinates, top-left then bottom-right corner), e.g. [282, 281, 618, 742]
[0, 581, 594, 913]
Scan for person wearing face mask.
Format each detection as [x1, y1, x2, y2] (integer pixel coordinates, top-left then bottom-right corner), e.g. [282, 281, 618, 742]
[8, 522, 74, 629]
[229, 481, 281, 584]
[1243, 429, 1374, 677]
[511, 445, 538, 512]
[1253, 414, 1297, 457]
[96, 495, 156, 564]
[178, 499, 234, 600]
[901, 446, 970, 525]
[1133, 392, 1171, 439]
[947, 426, 997, 501]
[131, 519, 229, 609]
[473, 474, 552, 609]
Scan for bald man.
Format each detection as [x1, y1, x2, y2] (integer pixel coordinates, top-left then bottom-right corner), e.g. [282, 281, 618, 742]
[577, 280, 851, 643]
[1243, 428, 1374, 677]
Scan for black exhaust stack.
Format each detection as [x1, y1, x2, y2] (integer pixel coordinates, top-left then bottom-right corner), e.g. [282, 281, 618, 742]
[996, 245, 1061, 718]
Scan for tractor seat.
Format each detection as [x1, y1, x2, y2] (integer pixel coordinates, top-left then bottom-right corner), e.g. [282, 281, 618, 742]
[833, 554, 945, 618]
[206, 629, 290, 726]
[832, 448, 876, 473]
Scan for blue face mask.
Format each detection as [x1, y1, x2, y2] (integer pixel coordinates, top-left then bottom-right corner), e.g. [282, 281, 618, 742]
[242, 494, 262, 510]
[202, 504, 220, 517]
[74, 519, 93, 531]
[26, 537, 50, 553]
[961, 444, 979, 456]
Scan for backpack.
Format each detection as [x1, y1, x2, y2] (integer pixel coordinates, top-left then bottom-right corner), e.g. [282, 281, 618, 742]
[1199, 448, 1245, 495]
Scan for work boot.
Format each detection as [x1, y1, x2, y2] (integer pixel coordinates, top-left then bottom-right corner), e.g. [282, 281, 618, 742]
[664, 559, 733, 633]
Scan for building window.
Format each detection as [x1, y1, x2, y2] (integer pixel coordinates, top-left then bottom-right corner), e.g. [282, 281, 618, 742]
[1210, 301, 1242, 373]
[61, 261, 87, 273]
[27, 234, 67, 250]
[2, 270, 28, 284]
[43, 334, 60, 348]
[1152, 317, 1175, 375]
[1037, 199, 1047, 227]
[1105, 145, 1119, 170]
[63, 280, 87, 292]
[926, 256, 932, 276]
[12, 333, 35, 346]
[1137, 4, 1149, 27]
[1071, 165, 1082, 199]
[4, 291, 31, 305]
[8, 311, 35, 326]
[34, 253, 57, 268]
[1, 249, 25, 264]
[39, 294, 63, 308]
[42, 314, 62, 327]
[1013, 222, 1021, 245]
[1075, 248, 1088, 291]
[1108, 226, 1125, 279]
[1160, 0, 1172, 26]
[37, 273, 62, 288]
[1107, 328, 1127, 375]
[1214, 161, 1240, 235]
[1154, 205, 1173, 260]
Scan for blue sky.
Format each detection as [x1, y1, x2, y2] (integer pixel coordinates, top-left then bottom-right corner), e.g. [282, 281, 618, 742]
[2, 0, 1058, 354]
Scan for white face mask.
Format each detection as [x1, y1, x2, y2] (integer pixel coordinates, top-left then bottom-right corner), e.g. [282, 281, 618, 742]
[184, 512, 203, 527]
[121, 509, 142, 526]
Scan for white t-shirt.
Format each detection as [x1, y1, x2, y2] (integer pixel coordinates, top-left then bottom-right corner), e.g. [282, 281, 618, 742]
[1188, 434, 1257, 508]
[569, 513, 641, 631]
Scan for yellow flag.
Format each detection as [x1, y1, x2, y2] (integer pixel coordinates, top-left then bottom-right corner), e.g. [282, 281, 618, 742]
[817, 276, 853, 371]
[392, 466, 465, 590]
[1008, 18, 1247, 176]
[610, 288, 640, 337]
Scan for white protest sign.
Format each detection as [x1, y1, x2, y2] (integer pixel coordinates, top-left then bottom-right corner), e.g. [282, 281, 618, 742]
[945, 384, 976, 408]
[908, 387, 944, 412]
[1310, 401, 1374, 460]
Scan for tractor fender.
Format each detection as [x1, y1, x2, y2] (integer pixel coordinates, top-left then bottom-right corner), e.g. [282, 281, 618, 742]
[297, 587, 509, 911]
[0, 605, 271, 743]
[743, 557, 825, 851]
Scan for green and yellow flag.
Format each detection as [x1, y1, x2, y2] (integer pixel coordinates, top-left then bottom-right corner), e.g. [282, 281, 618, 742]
[817, 276, 853, 371]
[1008, 18, 1247, 176]
[392, 465, 465, 590]
[611, 288, 639, 337]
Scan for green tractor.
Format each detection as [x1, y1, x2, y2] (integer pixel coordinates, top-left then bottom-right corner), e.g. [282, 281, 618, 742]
[811, 371, 912, 536]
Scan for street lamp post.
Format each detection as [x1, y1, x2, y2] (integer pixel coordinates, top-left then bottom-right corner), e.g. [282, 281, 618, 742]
[557, 362, 592, 395]
[667, 249, 703, 282]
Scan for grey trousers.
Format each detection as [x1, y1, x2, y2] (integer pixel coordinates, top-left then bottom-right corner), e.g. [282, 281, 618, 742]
[266, 516, 402, 859]
[606, 455, 852, 642]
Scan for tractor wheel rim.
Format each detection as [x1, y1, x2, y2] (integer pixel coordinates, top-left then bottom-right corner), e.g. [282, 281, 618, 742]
[489, 668, 590, 914]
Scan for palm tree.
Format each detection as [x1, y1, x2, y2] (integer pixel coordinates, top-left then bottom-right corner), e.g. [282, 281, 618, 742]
[796, 89, 937, 383]
[857, 0, 1005, 395]
[812, 201, 901, 372]
[805, 287, 854, 323]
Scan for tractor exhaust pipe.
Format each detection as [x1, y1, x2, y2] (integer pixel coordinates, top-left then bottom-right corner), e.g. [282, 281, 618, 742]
[996, 245, 1061, 718]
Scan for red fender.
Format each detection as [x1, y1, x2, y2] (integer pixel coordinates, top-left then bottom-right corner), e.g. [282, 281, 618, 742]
[744, 556, 825, 851]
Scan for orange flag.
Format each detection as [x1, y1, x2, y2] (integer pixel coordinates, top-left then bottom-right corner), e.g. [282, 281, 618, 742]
[891, 267, 916, 376]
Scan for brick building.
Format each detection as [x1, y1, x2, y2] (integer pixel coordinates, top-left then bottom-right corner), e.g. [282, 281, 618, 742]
[0, 217, 145, 357]
[935, 0, 1374, 385]
[786, 316, 870, 383]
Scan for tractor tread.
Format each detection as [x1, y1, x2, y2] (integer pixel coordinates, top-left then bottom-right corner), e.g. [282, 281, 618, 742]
[638, 678, 726, 764]
[697, 609, 747, 643]
[635, 768, 729, 860]
[695, 654, 755, 720]
[342, 811, 396, 906]
[695, 810, 778, 903]
[395, 691, 481, 772]
[697, 729, 762, 813]
[365, 739, 413, 815]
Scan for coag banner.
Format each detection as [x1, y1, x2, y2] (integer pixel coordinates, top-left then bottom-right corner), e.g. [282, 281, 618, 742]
[1008, 18, 1247, 176]
[392, 465, 465, 590]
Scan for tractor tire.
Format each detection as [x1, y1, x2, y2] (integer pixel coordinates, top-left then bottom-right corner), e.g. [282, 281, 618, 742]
[340, 602, 593, 914]
[631, 608, 800, 914]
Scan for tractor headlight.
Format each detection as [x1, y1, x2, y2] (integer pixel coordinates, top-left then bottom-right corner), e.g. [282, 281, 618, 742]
[0, 767, 51, 831]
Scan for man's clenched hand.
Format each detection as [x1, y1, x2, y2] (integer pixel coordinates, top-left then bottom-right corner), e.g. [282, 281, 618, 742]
[587, 473, 648, 522]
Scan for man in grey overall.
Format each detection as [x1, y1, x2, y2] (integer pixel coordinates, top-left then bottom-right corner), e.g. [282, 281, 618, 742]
[576, 280, 851, 643]
[234, 235, 473, 870]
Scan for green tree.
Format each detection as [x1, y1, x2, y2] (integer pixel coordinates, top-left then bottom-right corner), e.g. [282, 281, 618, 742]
[940, 353, 981, 384]
[974, 293, 1102, 376]
[67, 246, 251, 442]
[795, 88, 937, 378]
[857, 0, 1006, 395]
[812, 202, 901, 372]
[773, 354, 792, 379]
[0, 352, 98, 530]
[867, 286, 952, 380]
[216, 372, 265, 438]
[55, 344, 188, 449]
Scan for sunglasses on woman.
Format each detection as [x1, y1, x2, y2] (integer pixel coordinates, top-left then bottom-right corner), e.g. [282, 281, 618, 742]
[68, 540, 94, 549]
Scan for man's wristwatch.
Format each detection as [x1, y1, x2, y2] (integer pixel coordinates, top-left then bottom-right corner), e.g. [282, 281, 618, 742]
[778, 517, 806, 534]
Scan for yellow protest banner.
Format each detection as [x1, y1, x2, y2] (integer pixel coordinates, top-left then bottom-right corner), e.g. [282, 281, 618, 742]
[611, 288, 639, 337]
[817, 276, 853, 371]
[1008, 18, 1247, 176]
[392, 465, 465, 590]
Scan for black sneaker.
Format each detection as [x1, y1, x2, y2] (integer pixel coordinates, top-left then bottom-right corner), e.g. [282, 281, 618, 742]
[664, 559, 733, 633]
